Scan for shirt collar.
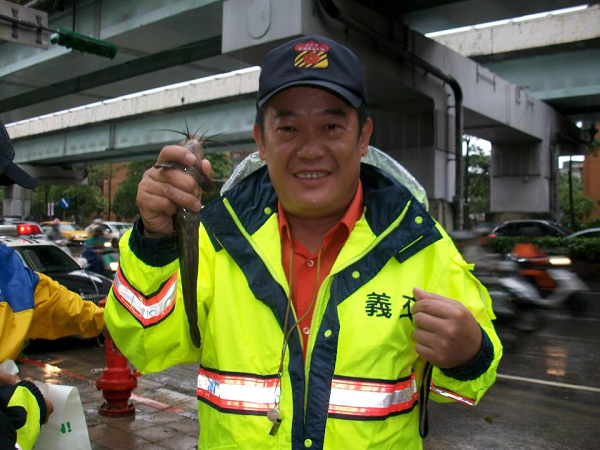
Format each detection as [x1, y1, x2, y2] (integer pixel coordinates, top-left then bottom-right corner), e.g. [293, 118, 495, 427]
[277, 180, 364, 246]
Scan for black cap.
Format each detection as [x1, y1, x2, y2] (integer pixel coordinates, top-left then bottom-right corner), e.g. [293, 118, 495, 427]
[0, 120, 38, 189]
[257, 35, 367, 108]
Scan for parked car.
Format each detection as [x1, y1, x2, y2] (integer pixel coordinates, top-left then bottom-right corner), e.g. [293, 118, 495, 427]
[85, 221, 133, 240]
[1, 217, 44, 235]
[1, 220, 44, 238]
[1, 229, 112, 305]
[40, 220, 90, 245]
[566, 227, 600, 239]
[489, 220, 571, 238]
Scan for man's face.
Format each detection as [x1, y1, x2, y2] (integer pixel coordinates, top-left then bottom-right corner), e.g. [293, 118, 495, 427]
[253, 87, 373, 220]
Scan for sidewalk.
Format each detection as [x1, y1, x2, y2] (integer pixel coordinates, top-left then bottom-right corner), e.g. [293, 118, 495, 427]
[16, 339, 199, 450]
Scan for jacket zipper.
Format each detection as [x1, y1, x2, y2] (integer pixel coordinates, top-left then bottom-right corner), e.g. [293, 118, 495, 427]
[224, 198, 425, 429]
[301, 200, 414, 421]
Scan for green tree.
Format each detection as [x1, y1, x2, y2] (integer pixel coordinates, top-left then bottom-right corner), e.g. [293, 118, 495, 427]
[112, 160, 155, 219]
[559, 172, 594, 230]
[29, 165, 111, 222]
[88, 164, 110, 188]
[202, 152, 233, 204]
[89, 163, 126, 220]
[464, 140, 490, 214]
[30, 185, 52, 221]
[101, 152, 233, 219]
[30, 183, 105, 223]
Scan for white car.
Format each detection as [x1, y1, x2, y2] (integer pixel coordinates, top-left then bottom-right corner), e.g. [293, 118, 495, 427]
[85, 221, 133, 241]
[566, 227, 600, 239]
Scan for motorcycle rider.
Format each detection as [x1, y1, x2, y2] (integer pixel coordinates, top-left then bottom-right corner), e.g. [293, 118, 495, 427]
[45, 218, 63, 242]
[82, 225, 107, 276]
[510, 242, 587, 311]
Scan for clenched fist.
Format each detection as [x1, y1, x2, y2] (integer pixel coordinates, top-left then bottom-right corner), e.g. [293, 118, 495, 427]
[412, 287, 482, 369]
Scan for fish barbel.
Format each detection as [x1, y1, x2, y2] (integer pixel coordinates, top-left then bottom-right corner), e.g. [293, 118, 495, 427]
[154, 132, 215, 348]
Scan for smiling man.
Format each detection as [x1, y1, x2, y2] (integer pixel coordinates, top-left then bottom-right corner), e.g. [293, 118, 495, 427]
[255, 87, 371, 254]
[105, 35, 501, 449]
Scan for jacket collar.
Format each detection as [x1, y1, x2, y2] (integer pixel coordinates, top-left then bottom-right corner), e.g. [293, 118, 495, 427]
[212, 163, 426, 238]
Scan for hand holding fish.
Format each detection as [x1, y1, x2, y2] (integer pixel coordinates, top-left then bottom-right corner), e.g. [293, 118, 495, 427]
[137, 131, 216, 348]
[137, 144, 214, 238]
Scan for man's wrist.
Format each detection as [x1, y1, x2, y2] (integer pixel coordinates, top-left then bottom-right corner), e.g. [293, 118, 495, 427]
[18, 380, 48, 425]
[441, 327, 494, 381]
[129, 218, 178, 267]
[143, 230, 172, 239]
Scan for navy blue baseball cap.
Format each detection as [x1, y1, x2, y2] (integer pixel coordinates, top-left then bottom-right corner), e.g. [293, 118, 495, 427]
[0, 120, 38, 189]
[257, 35, 367, 108]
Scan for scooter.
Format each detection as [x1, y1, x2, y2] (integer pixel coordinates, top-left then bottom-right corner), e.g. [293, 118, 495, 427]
[81, 239, 119, 279]
[482, 261, 545, 351]
[508, 243, 588, 314]
[101, 246, 119, 279]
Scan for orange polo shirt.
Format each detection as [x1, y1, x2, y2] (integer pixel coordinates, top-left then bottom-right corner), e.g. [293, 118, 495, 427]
[278, 181, 364, 359]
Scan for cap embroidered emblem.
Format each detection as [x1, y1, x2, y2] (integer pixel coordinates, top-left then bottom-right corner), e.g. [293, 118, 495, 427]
[293, 40, 330, 68]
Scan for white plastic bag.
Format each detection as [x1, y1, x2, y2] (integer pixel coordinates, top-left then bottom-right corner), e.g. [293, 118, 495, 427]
[0, 358, 19, 375]
[33, 384, 91, 450]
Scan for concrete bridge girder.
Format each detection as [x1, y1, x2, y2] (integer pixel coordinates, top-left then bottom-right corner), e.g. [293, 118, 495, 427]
[428, 4, 600, 119]
[4, 69, 259, 217]
[0, 0, 231, 124]
[12, 101, 257, 166]
[428, 5, 600, 217]
[9, 68, 261, 164]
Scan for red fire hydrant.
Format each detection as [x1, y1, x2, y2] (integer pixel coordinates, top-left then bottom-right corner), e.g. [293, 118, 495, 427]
[96, 335, 140, 417]
[96, 296, 139, 417]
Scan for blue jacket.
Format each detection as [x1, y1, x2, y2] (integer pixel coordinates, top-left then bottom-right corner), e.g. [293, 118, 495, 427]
[0, 243, 105, 361]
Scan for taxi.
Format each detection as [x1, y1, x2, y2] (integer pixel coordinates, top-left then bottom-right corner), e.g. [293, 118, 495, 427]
[40, 220, 90, 245]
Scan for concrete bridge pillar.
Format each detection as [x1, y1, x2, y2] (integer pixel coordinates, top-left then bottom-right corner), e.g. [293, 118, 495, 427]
[489, 141, 554, 220]
[369, 101, 457, 229]
[2, 184, 32, 219]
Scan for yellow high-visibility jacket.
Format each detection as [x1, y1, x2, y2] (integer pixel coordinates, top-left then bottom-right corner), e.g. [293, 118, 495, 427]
[0, 380, 48, 450]
[105, 164, 502, 450]
[0, 243, 105, 362]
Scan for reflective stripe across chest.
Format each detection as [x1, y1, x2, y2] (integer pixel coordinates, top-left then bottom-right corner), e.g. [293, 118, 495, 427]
[197, 368, 417, 420]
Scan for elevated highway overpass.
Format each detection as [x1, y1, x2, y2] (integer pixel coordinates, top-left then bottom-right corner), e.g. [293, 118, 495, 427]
[1, 0, 594, 228]
[430, 4, 600, 123]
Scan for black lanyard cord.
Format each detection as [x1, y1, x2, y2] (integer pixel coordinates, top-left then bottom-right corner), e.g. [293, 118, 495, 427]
[419, 361, 433, 438]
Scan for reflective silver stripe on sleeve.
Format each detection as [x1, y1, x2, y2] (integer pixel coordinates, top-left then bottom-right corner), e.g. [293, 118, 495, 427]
[430, 382, 476, 406]
[112, 268, 177, 326]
